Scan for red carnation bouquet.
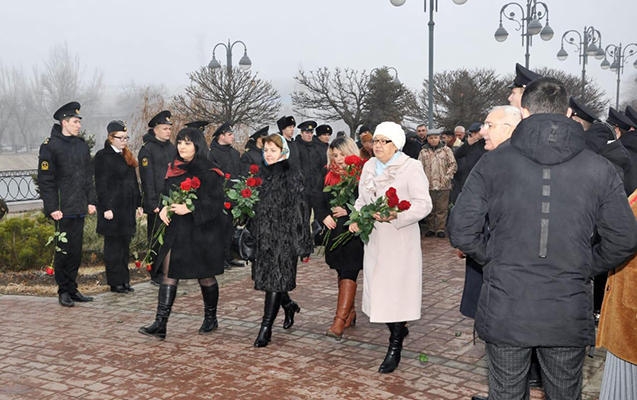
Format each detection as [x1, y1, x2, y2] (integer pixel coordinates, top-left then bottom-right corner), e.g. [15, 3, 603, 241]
[143, 176, 200, 266]
[331, 186, 411, 249]
[323, 155, 364, 208]
[224, 164, 262, 226]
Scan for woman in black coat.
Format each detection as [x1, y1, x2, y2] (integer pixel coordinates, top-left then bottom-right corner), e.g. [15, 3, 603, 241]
[139, 128, 226, 340]
[315, 137, 364, 339]
[94, 121, 141, 293]
[251, 134, 313, 347]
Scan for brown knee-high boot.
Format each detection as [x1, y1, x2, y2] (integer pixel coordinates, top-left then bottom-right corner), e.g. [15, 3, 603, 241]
[326, 279, 357, 339]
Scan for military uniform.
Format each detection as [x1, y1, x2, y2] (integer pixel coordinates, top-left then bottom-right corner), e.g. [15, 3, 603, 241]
[240, 126, 269, 174]
[37, 102, 96, 305]
[138, 111, 176, 280]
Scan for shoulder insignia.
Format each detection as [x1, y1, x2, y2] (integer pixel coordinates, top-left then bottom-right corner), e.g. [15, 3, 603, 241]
[40, 161, 49, 171]
[141, 157, 149, 167]
[211, 167, 224, 177]
[42, 137, 49, 145]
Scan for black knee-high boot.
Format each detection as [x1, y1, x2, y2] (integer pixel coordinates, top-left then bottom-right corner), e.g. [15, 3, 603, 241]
[280, 291, 300, 329]
[254, 291, 281, 347]
[139, 284, 177, 340]
[199, 284, 219, 334]
[378, 322, 409, 373]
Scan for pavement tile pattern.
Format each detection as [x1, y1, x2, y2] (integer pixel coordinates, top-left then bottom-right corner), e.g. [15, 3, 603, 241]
[0, 236, 604, 399]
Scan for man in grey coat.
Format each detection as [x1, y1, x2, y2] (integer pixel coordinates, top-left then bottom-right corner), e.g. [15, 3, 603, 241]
[448, 78, 637, 400]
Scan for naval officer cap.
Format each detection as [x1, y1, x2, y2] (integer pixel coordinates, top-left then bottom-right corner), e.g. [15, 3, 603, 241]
[569, 97, 598, 124]
[607, 107, 635, 131]
[53, 101, 82, 121]
[625, 106, 637, 126]
[316, 124, 332, 136]
[509, 63, 543, 89]
[107, 120, 127, 133]
[185, 120, 210, 131]
[213, 122, 233, 138]
[297, 120, 317, 132]
[250, 126, 269, 140]
[148, 110, 172, 128]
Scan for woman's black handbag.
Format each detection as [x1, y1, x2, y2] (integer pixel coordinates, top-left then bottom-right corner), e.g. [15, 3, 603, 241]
[232, 227, 256, 262]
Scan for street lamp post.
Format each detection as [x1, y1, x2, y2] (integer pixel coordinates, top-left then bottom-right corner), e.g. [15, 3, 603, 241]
[494, 0, 554, 69]
[600, 42, 637, 109]
[208, 39, 252, 75]
[371, 66, 401, 84]
[389, 0, 469, 129]
[556, 26, 605, 97]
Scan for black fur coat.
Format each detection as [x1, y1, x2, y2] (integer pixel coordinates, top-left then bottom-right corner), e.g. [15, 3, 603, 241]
[250, 160, 313, 292]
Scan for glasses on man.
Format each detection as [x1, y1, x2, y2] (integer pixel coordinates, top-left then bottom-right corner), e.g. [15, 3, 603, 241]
[112, 136, 129, 141]
[372, 139, 393, 145]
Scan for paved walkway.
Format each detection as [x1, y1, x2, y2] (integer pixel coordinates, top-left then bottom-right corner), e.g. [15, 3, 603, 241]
[0, 236, 604, 399]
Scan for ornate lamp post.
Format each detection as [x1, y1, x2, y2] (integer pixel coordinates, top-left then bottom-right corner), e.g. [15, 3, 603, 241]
[208, 39, 252, 75]
[389, 0, 470, 129]
[556, 26, 605, 97]
[600, 43, 637, 109]
[371, 66, 401, 84]
[494, 0, 554, 69]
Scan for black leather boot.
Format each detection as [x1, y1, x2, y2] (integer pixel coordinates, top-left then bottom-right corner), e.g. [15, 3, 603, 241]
[281, 291, 300, 329]
[254, 291, 281, 347]
[378, 322, 409, 373]
[199, 284, 219, 334]
[139, 284, 176, 340]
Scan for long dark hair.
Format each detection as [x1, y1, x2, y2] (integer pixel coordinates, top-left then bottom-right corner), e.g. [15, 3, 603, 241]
[175, 128, 209, 162]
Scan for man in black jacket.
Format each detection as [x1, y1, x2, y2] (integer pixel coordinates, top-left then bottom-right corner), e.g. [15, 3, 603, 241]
[277, 116, 299, 169]
[449, 78, 637, 400]
[138, 110, 175, 284]
[208, 122, 244, 269]
[38, 101, 97, 307]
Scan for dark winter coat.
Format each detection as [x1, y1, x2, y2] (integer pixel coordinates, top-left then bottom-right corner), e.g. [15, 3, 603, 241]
[240, 140, 264, 176]
[315, 176, 363, 274]
[94, 142, 141, 237]
[403, 133, 425, 159]
[250, 160, 313, 292]
[448, 113, 637, 348]
[208, 140, 242, 178]
[138, 131, 176, 214]
[618, 131, 637, 194]
[450, 138, 487, 204]
[284, 137, 301, 170]
[295, 137, 327, 208]
[156, 158, 226, 279]
[583, 122, 632, 192]
[37, 124, 96, 216]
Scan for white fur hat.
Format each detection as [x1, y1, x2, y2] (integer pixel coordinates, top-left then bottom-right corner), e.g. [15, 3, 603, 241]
[373, 121, 405, 150]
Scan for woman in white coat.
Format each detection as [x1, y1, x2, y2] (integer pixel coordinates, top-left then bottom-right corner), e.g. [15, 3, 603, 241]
[349, 121, 432, 373]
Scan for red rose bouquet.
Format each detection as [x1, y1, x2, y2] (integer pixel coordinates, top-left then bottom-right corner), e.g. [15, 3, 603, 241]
[143, 176, 200, 266]
[323, 155, 364, 208]
[44, 223, 67, 275]
[224, 164, 262, 226]
[331, 186, 411, 249]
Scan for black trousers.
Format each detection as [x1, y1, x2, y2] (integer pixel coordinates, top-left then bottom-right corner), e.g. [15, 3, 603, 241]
[104, 235, 132, 286]
[146, 212, 163, 277]
[54, 217, 85, 295]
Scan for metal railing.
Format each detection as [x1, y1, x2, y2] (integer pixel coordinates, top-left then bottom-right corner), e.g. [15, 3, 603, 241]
[0, 169, 40, 202]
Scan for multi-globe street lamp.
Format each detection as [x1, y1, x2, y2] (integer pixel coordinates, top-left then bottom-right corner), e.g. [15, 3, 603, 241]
[389, 0, 470, 129]
[208, 39, 252, 75]
[600, 42, 637, 109]
[494, 0, 554, 69]
[556, 26, 605, 97]
[371, 66, 401, 85]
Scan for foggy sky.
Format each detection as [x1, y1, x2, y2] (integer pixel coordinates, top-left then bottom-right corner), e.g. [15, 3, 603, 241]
[2, 0, 636, 117]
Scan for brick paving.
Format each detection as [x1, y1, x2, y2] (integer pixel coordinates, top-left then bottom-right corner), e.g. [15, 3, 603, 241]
[0, 236, 604, 399]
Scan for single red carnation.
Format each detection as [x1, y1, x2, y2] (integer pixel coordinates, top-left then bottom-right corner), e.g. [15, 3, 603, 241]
[224, 202, 232, 210]
[241, 188, 253, 198]
[397, 200, 411, 211]
[255, 177, 263, 186]
[45, 266, 54, 275]
[224, 173, 231, 180]
[134, 260, 142, 268]
[180, 178, 192, 191]
[191, 176, 201, 189]
[146, 264, 152, 272]
[249, 164, 259, 175]
[246, 177, 257, 187]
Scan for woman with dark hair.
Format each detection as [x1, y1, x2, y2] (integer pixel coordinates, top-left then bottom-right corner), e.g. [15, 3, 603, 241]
[251, 133, 313, 347]
[139, 128, 226, 340]
[316, 136, 364, 339]
[94, 120, 142, 293]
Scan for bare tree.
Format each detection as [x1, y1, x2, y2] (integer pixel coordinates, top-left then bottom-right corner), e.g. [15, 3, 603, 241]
[117, 84, 170, 153]
[415, 68, 509, 130]
[292, 67, 369, 136]
[172, 66, 280, 133]
[33, 43, 103, 117]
